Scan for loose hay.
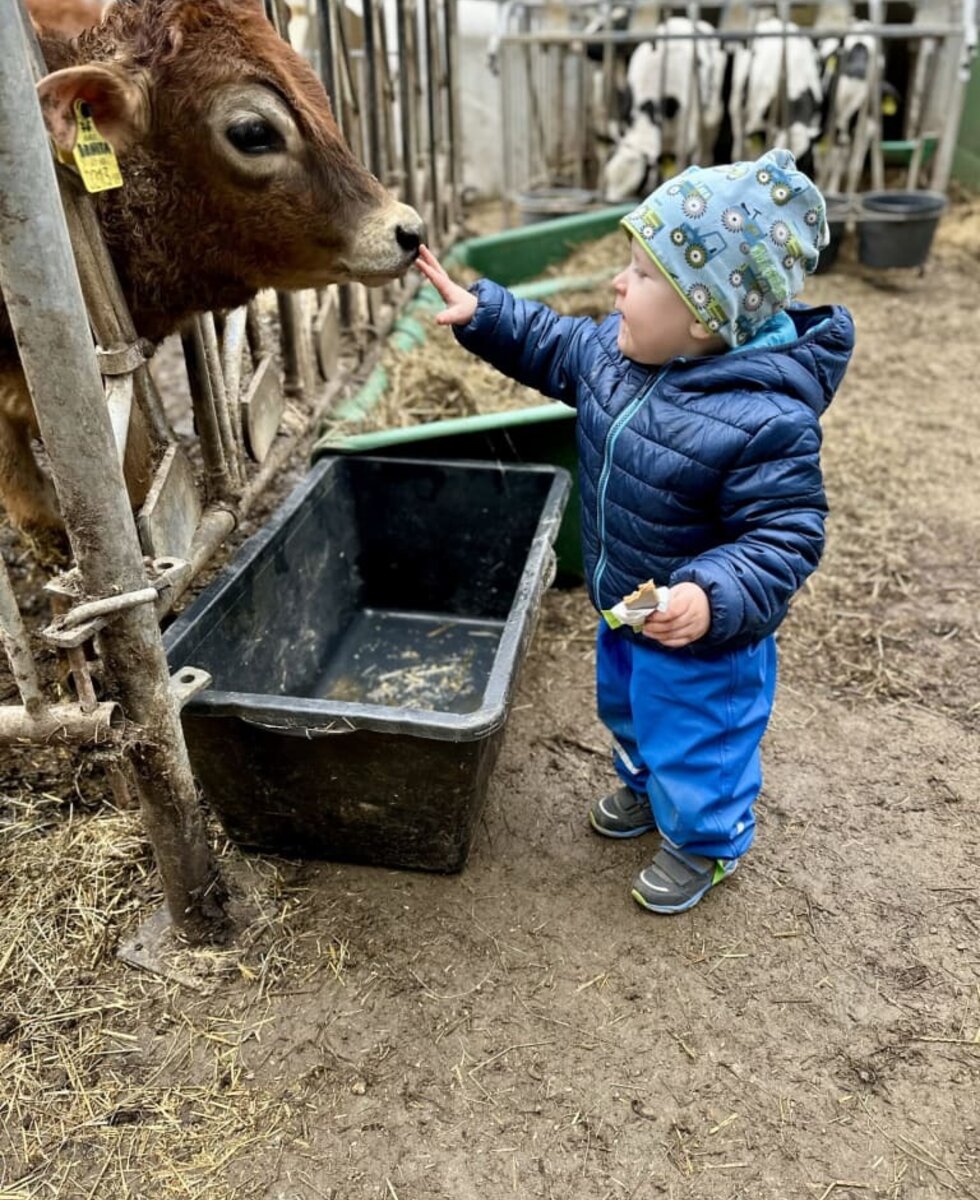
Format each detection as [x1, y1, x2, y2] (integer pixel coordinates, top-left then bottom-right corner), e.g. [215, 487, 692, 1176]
[326, 230, 627, 437]
[0, 783, 318, 1197]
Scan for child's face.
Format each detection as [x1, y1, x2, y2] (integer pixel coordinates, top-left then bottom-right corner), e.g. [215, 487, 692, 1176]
[613, 240, 720, 365]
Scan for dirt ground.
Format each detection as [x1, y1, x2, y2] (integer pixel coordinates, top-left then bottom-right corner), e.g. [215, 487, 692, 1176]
[1, 203, 979, 1199]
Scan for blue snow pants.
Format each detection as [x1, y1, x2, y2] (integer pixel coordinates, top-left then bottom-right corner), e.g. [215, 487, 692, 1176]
[595, 623, 778, 861]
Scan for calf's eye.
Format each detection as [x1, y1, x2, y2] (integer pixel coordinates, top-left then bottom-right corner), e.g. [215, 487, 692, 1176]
[226, 118, 284, 155]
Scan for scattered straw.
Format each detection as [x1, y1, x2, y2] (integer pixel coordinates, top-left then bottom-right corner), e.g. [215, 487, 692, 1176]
[0, 783, 319, 1197]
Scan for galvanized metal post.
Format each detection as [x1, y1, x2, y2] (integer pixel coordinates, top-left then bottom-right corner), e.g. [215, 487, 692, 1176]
[316, 0, 338, 111]
[422, 0, 442, 236]
[443, 0, 461, 230]
[396, 0, 419, 210]
[361, 0, 382, 177]
[0, 2, 228, 943]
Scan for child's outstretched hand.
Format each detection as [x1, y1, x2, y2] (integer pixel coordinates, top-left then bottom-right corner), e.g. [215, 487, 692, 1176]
[642, 582, 711, 648]
[415, 245, 478, 326]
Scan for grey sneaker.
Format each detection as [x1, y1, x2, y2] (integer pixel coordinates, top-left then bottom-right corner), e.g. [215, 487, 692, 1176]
[631, 845, 738, 914]
[589, 785, 657, 838]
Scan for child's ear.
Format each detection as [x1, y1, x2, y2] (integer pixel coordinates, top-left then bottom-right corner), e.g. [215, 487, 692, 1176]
[688, 319, 715, 342]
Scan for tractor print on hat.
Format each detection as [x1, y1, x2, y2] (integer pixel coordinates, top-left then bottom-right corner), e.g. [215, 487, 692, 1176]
[728, 260, 768, 314]
[667, 176, 713, 219]
[670, 224, 726, 269]
[633, 206, 666, 240]
[755, 160, 804, 206]
[686, 282, 730, 335]
[770, 220, 809, 269]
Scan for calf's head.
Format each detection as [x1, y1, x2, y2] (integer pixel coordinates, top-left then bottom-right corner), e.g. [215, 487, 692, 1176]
[602, 101, 675, 203]
[36, 0, 425, 330]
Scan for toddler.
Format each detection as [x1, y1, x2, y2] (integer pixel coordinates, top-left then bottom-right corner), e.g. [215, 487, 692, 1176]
[417, 149, 854, 913]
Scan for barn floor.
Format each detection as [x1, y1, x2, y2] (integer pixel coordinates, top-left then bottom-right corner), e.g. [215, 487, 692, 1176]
[1, 204, 978, 1200]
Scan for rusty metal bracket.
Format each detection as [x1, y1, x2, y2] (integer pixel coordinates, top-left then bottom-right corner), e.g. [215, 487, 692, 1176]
[170, 666, 212, 708]
[96, 339, 155, 376]
[42, 558, 193, 649]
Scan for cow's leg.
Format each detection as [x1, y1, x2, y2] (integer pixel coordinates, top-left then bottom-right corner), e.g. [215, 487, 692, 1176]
[0, 372, 63, 533]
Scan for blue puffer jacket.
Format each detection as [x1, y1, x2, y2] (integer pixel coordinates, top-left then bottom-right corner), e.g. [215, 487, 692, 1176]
[456, 280, 855, 653]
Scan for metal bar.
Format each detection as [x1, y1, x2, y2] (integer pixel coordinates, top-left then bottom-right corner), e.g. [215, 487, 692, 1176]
[927, 32, 967, 193]
[361, 0, 382, 176]
[0, 700, 122, 745]
[245, 299, 268, 358]
[316, 0, 338, 109]
[276, 290, 315, 399]
[868, 0, 886, 191]
[181, 324, 233, 502]
[395, 0, 417, 209]
[199, 312, 242, 488]
[375, 1, 398, 189]
[68, 182, 172, 446]
[65, 644, 99, 713]
[498, 25, 964, 45]
[334, 2, 360, 126]
[219, 306, 248, 464]
[0, 0, 228, 943]
[0, 548, 44, 715]
[59, 586, 159, 630]
[443, 0, 461, 221]
[422, 0, 441, 236]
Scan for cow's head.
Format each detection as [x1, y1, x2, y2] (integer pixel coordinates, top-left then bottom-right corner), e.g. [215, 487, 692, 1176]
[36, 0, 425, 299]
[602, 102, 673, 203]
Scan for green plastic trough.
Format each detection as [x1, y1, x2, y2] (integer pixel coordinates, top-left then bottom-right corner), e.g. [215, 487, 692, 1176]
[444, 202, 633, 285]
[313, 205, 635, 583]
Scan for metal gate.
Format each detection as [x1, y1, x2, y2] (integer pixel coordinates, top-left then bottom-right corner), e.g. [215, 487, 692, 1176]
[493, 0, 972, 223]
[0, 0, 461, 946]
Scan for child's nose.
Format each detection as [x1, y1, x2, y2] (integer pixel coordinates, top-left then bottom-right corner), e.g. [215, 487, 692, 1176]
[612, 270, 626, 294]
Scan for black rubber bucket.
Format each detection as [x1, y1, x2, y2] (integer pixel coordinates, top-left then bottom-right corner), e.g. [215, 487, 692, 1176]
[858, 191, 946, 269]
[813, 194, 848, 274]
[164, 456, 570, 872]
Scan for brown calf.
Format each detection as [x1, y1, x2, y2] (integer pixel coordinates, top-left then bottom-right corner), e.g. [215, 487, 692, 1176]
[1, 0, 426, 532]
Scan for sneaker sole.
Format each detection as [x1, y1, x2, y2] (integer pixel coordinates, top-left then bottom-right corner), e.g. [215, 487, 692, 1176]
[588, 809, 657, 839]
[630, 861, 738, 914]
[630, 883, 713, 914]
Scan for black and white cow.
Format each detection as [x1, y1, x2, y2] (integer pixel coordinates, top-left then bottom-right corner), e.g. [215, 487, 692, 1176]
[584, 3, 637, 147]
[602, 17, 726, 202]
[818, 25, 902, 191]
[724, 16, 825, 176]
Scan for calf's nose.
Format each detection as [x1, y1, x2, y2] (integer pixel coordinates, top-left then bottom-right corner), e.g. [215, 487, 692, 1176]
[395, 219, 426, 256]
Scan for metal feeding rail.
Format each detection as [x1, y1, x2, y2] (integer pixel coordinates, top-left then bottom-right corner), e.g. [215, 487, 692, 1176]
[494, 0, 970, 224]
[0, 0, 462, 947]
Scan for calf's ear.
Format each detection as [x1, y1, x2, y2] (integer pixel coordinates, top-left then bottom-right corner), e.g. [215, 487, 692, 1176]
[36, 63, 150, 155]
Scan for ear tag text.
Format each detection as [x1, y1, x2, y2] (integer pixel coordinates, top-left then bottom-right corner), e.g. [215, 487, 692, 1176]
[72, 99, 123, 193]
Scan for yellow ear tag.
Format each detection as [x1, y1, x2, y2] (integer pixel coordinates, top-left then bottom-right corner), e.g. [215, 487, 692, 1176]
[882, 95, 898, 116]
[71, 99, 123, 193]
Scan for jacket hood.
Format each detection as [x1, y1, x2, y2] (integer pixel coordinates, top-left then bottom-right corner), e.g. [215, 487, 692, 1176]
[669, 302, 855, 418]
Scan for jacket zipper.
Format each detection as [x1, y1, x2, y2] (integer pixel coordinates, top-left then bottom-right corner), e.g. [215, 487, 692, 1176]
[592, 366, 669, 604]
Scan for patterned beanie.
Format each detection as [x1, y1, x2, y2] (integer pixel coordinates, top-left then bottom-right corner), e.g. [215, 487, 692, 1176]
[621, 148, 830, 348]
